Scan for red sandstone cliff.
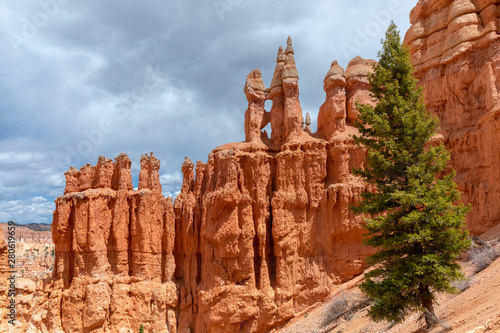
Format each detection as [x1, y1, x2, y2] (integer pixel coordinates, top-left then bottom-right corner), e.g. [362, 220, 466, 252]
[0, 153, 177, 332]
[404, 0, 500, 234]
[52, 153, 178, 332]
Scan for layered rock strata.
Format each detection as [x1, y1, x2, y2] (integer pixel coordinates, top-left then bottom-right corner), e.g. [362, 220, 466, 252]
[0, 223, 53, 243]
[173, 142, 369, 332]
[405, 0, 500, 234]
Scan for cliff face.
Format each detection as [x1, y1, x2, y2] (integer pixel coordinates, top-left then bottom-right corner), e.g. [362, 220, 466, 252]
[404, 0, 500, 234]
[0, 224, 52, 243]
[174, 144, 365, 332]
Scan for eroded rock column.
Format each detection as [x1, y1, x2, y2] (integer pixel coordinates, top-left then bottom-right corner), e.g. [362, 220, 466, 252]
[269, 46, 286, 146]
[51, 153, 178, 333]
[282, 37, 303, 141]
[139, 152, 162, 192]
[244, 69, 268, 143]
[317, 61, 347, 139]
[404, 0, 500, 233]
[346, 56, 377, 124]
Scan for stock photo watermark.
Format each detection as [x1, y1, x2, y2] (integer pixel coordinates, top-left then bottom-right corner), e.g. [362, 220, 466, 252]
[212, 0, 245, 21]
[9, 0, 72, 53]
[340, 0, 403, 60]
[55, 66, 166, 171]
[6, 221, 17, 325]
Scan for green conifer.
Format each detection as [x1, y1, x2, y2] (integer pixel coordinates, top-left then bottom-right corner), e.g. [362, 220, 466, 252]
[138, 324, 145, 333]
[352, 22, 471, 328]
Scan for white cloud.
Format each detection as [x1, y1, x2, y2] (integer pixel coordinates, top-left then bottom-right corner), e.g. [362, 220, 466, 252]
[47, 174, 65, 187]
[0, 151, 45, 163]
[0, 197, 54, 224]
[163, 190, 181, 199]
[160, 171, 183, 198]
[160, 172, 183, 185]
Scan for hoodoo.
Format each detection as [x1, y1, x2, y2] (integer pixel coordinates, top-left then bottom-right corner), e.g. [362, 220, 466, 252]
[172, 37, 376, 332]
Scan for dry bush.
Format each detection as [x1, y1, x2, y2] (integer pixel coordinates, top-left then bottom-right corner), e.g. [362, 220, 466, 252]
[320, 291, 371, 332]
[467, 239, 500, 273]
[451, 277, 473, 293]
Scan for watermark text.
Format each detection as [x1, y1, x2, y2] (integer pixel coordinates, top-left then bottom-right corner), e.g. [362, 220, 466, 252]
[6, 221, 17, 325]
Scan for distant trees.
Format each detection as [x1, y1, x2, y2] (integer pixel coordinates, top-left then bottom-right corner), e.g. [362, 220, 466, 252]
[24, 223, 52, 232]
[352, 22, 470, 328]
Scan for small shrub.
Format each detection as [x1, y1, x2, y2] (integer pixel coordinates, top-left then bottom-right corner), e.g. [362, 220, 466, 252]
[138, 324, 145, 333]
[451, 277, 473, 293]
[322, 291, 371, 329]
[468, 240, 500, 273]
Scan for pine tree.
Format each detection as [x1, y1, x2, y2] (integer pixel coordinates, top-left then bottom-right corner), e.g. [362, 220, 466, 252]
[352, 22, 471, 328]
[138, 324, 145, 333]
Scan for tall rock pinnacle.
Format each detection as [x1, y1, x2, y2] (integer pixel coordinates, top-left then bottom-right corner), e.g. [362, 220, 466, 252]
[244, 69, 267, 142]
[345, 56, 377, 124]
[281, 36, 303, 141]
[268, 46, 286, 145]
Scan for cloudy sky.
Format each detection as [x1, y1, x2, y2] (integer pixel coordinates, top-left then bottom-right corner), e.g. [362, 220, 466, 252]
[0, 0, 417, 224]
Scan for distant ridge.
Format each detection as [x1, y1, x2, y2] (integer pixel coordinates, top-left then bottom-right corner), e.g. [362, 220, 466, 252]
[23, 223, 51, 232]
[0, 222, 51, 232]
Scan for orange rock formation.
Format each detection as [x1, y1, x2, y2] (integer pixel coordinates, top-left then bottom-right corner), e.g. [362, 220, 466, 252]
[1, 38, 378, 332]
[0, 153, 176, 332]
[51, 152, 178, 332]
[172, 40, 376, 331]
[404, 0, 500, 234]
[4, 3, 500, 329]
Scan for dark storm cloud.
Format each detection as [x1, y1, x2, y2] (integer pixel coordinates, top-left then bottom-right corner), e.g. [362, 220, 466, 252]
[0, 0, 416, 223]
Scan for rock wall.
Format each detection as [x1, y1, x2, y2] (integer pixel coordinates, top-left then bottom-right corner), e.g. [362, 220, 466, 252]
[404, 0, 500, 234]
[54, 152, 178, 333]
[173, 143, 368, 332]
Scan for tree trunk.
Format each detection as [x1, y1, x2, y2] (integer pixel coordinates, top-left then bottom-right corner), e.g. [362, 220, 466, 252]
[419, 284, 436, 328]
